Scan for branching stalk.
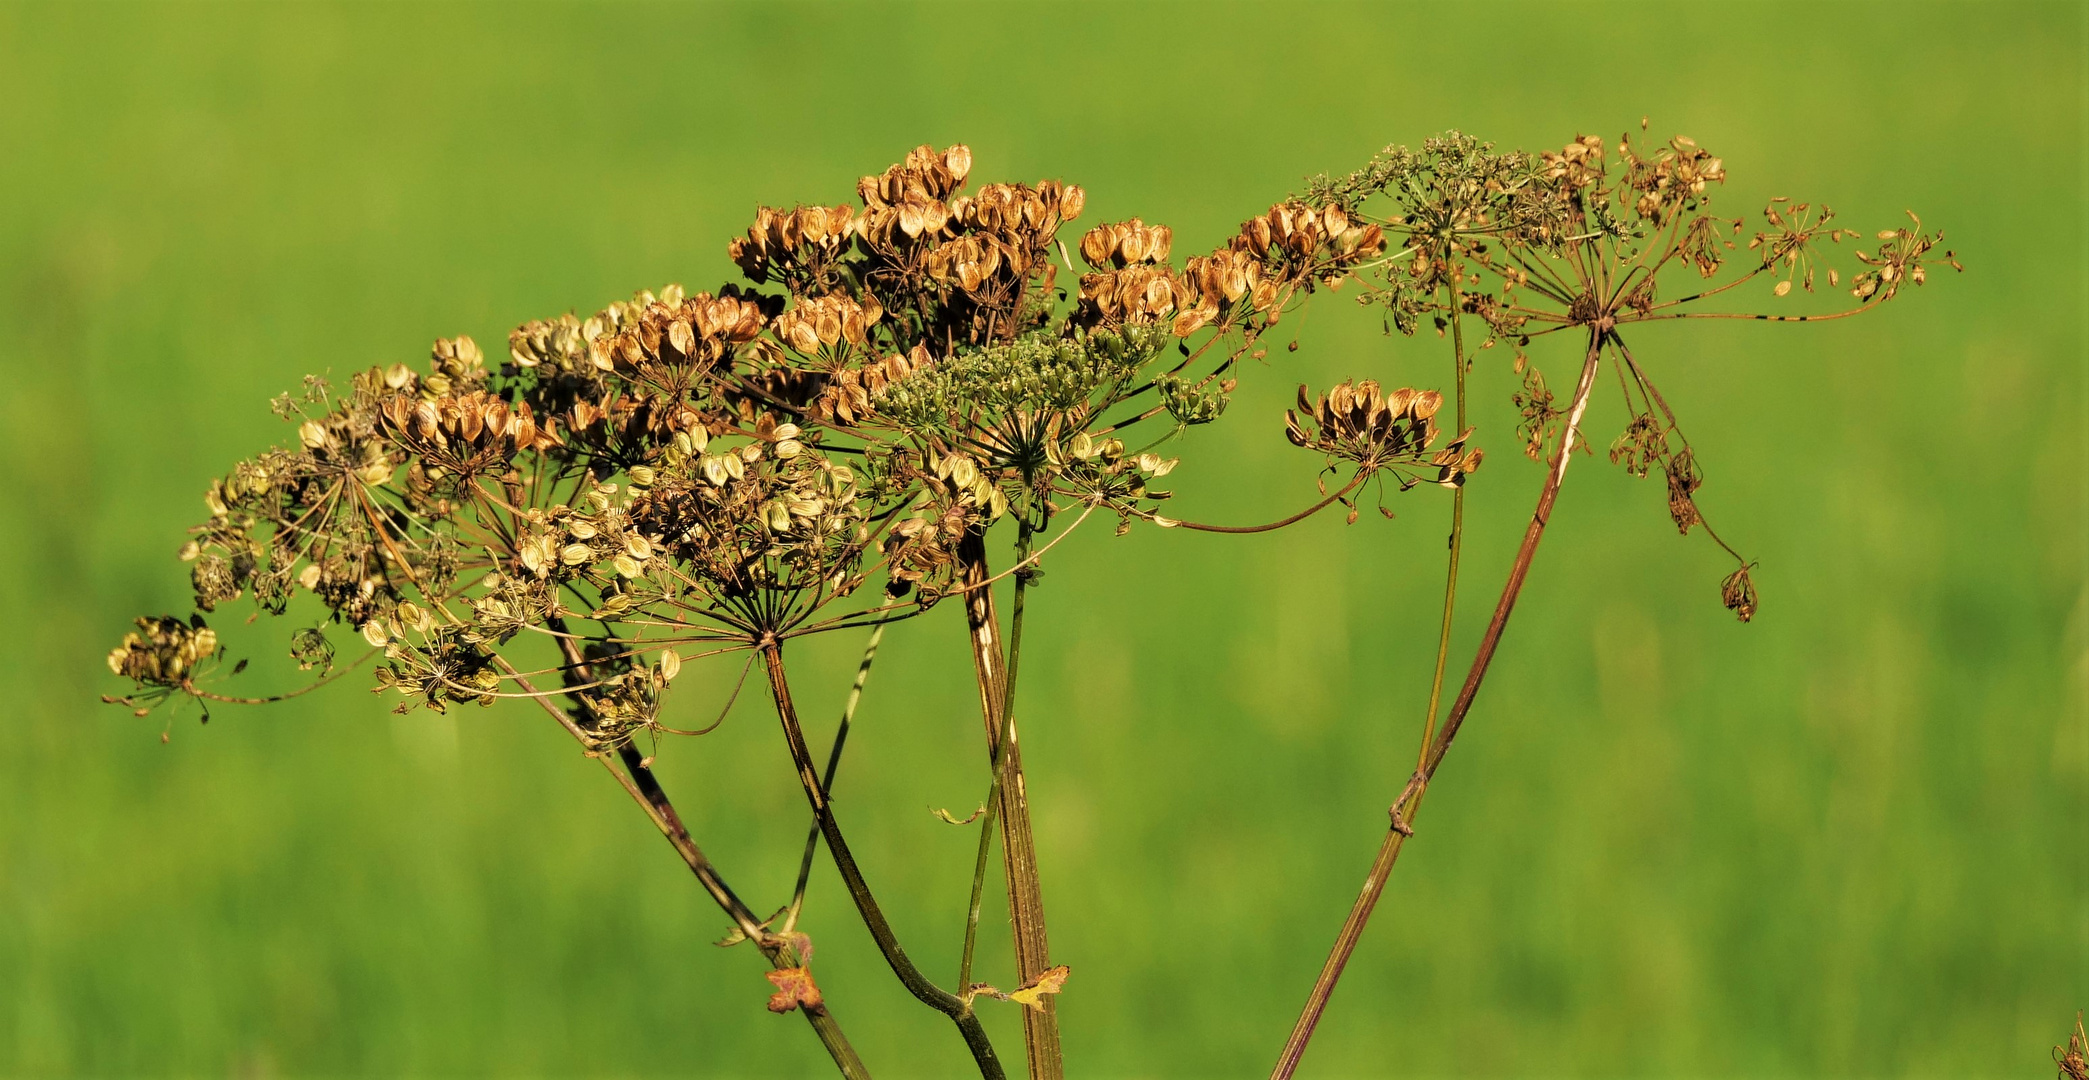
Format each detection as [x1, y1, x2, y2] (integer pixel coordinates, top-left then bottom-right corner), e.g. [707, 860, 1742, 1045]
[761, 642, 1007, 1080]
[497, 650, 871, 1080]
[1270, 325, 1609, 1079]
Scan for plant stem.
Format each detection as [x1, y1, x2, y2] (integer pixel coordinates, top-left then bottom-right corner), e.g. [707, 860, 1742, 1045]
[957, 521, 1033, 995]
[761, 642, 1007, 1080]
[784, 620, 889, 935]
[1417, 282, 1471, 766]
[956, 528, 1063, 1080]
[496, 651, 871, 1080]
[1269, 326, 1609, 1079]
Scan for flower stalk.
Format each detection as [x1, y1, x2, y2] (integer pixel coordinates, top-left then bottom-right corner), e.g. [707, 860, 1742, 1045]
[956, 527, 1062, 1080]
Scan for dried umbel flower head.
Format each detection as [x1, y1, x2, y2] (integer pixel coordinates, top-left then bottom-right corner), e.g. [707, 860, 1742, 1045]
[110, 136, 1463, 749]
[1078, 218, 1173, 268]
[107, 615, 220, 689]
[2058, 1013, 2088, 1080]
[120, 139, 1414, 722]
[1721, 562, 1759, 623]
[730, 203, 861, 289]
[1322, 123, 1959, 620]
[1286, 380, 1478, 488]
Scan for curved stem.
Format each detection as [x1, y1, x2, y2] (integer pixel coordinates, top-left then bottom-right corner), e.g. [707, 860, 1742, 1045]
[178, 647, 378, 705]
[1270, 325, 1608, 1079]
[495, 650, 871, 1080]
[784, 620, 888, 934]
[761, 643, 1007, 1080]
[1167, 470, 1368, 534]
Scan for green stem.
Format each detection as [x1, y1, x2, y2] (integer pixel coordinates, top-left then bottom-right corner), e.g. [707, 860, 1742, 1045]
[1417, 281, 1470, 767]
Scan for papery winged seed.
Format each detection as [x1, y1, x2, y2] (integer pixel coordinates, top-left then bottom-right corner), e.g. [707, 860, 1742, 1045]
[1328, 383, 1353, 416]
[1121, 228, 1149, 265]
[413, 401, 440, 438]
[1080, 228, 1111, 266]
[799, 207, 828, 245]
[1061, 185, 1086, 220]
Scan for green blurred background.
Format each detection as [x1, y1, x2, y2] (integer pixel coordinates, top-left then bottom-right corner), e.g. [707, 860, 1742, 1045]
[2, 1, 2081, 1076]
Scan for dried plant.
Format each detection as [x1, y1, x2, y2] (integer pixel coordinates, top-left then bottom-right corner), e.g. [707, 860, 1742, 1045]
[2060, 1013, 2089, 1080]
[105, 129, 1959, 1078]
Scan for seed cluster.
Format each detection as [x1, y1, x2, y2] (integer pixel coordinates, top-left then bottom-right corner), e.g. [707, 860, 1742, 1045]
[109, 143, 1433, 738]
[1320, 125, 1954, 617]
[1285, 381, 1479, 489]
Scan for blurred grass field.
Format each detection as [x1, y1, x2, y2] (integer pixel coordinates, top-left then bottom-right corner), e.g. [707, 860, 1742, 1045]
[1, 1, 2082, 1076]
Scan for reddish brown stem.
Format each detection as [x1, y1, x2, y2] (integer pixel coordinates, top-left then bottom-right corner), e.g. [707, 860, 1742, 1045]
[1171, 471, 1367, 534]
[956, 529, 1063, 1080]
[1270, 327, 1609, 1079]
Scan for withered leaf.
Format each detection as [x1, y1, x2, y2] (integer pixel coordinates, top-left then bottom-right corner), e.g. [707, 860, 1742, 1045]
[1006, 964, 1070, 1011]
[765, 966, 823, 1013]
